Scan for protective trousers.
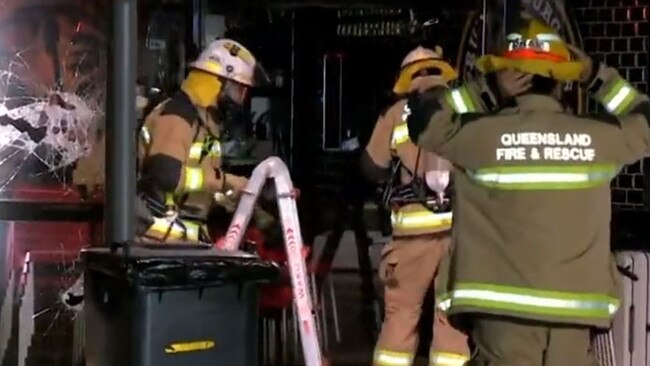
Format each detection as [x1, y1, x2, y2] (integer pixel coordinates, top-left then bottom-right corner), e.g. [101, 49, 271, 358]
[469, 315, 599, 366]
[374, 235, 469, 366]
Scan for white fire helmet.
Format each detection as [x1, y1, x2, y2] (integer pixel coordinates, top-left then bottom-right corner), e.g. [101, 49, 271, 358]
[400, 46, 443, 68]
[190, 39, 268, 87]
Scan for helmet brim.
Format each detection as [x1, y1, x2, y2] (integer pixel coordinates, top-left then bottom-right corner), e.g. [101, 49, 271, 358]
[393, 59, 458, 95]
[476, 55, 584, 82]
[190, 60, 270, 88]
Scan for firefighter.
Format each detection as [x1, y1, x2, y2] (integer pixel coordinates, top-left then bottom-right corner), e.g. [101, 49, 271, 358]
[404, 18, 650, 365]
[362, 46, 470, 366]
[137, 39, 264, 243]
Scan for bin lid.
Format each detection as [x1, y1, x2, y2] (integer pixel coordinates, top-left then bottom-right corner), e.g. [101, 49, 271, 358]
[82, 246, 280, 288]
[82, 245, 256, 259]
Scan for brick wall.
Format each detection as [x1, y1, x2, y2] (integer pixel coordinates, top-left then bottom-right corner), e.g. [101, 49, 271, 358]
[571, 0, 649, 209]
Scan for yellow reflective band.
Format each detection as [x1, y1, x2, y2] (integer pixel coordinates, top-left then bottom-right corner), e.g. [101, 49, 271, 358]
[189, 142, 204, 160]
[374, 349, 413, 366]
[445, 86, 476, 114]
[140, 127, 151, 145]
[601, 77, 639, 115]
[430, 352, 469, 366]
[164, 192, 175, 206]
[391, 210, 452, 231]
[149, 217, 200, 241]
[391, 122, 411, 148]
[183, 167, 204, 191]
[444, 283, 619, 320]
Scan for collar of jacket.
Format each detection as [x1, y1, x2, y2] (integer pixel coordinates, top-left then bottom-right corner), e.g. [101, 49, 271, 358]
[512, 94, 564, 113]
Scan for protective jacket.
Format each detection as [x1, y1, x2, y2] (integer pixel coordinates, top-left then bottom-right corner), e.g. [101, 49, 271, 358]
[405, 63, 650, 328]
[137, 91, 248, 242]
[365, 99, 453, 237]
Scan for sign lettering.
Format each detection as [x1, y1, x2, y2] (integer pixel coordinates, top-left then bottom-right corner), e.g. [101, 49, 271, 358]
[496, 132, 596, 162]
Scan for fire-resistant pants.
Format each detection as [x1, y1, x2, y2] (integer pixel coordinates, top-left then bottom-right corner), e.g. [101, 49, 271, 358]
[468, 315, 600, 366]
[374, 234, 469, 366]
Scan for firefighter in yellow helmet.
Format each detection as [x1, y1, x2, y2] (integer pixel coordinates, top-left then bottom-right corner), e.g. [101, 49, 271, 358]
[137, 39, 266, 243]
[362, 45, 470, 366]
[404, 17, 650, 366]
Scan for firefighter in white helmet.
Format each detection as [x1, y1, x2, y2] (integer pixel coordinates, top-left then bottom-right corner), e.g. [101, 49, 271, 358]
[363, 45, 470, 365]
[136, 39, 268, 243]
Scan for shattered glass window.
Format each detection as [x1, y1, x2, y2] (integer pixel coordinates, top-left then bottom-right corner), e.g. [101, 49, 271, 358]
[0, 0, 108, 365]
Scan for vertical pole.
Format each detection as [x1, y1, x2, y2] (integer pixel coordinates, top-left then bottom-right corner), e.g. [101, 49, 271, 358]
[106, 0, 137, 248]
[192, 0, 205, 49]
[503, 0, 519, 35]
[289, 11, 296, 169]
[481, 0, 487, 55]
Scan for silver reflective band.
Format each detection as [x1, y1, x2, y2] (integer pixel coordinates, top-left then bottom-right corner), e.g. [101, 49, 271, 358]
[189, 143, 203, 160]
[437, 298, 452, 311]
[450, 90, 469, 114]
[141, 127, 151, 144]
[452, 289, 618, 314]
[605, 85, 631, 114]
[475, 172, 593, 184]
[211, 142, 222, 156]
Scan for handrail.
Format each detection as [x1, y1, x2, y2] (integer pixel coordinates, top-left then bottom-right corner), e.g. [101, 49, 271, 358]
[220, 156, 326, 366]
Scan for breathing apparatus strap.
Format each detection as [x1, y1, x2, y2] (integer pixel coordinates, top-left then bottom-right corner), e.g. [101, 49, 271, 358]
[384, 147, 435, 207]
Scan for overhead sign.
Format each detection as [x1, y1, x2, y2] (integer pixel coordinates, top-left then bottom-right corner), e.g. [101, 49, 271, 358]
[336, 7, 411, 37]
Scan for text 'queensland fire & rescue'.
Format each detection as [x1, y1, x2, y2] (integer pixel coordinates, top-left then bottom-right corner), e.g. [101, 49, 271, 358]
[496, 132, 595, 162]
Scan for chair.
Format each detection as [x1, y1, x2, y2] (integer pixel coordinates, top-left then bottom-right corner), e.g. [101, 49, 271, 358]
[241, 226, 341, 366]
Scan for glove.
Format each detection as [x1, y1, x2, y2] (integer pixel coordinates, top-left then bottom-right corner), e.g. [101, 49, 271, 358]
[495, 69, 533, 99]
[406, 86, 447, 143]
[567, 44, 596, 84]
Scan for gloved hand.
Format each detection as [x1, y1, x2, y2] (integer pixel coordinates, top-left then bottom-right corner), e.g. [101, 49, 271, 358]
[567, 44, 595, 84]
[224, 174, 249, 197]
[495, 69, 533, 99]
[406, 86, 447, 143]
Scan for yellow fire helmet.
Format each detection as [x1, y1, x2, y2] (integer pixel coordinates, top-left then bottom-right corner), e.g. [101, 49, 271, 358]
[393, 45, 458, 95]
[475, 18, 584, 81]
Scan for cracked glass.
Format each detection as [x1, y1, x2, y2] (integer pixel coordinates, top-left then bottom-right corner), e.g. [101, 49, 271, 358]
[0, 0, 108, 365]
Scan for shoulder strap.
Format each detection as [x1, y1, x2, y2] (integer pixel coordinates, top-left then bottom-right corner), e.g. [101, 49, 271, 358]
[160, 92, 199, 127]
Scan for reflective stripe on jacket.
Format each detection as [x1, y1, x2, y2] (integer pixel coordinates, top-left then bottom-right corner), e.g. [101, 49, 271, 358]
[405, 65, 650, 327]
[437, 282, 619, 322]
[137, 94, 224, 241]
[468, 164, 619, 190]
[390, 108, 452, 236]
